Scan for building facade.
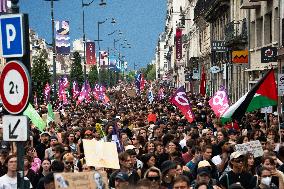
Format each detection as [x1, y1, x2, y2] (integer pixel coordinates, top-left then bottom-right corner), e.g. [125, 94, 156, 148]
[155, 0, 283, 102]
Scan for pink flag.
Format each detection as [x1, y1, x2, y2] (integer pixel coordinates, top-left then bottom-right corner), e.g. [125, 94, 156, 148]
[209, 86, 230, 117]
[44, 83, 51, 102]
[62, 76, 69, 89]
[72, 81, 80, 99]
[169, 86, 195, 123]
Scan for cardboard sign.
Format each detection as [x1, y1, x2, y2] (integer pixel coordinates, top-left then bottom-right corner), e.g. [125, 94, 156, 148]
[127, 89, 136, 97]
[235, 140, 264, 158]
[261, 106, 273, 113]
[54, 171, 108, 189]
[42, 112, 61, 125]
[83, 140, 120, 169]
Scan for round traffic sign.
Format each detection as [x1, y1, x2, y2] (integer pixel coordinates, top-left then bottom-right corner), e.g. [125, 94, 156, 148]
[0, 61, 30, 114]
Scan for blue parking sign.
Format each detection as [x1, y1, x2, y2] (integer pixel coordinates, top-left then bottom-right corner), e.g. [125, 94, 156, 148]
[0, 14, 24, 58]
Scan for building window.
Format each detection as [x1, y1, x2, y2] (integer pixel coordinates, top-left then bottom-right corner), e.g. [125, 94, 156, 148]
[264, 12, 272, 45]
[250, 21, 255, 49]
[274, 8, 279, 43]
[256, 17, 263, 47]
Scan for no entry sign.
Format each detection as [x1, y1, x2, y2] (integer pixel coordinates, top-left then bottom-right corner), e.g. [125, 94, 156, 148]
[0, 61, 31, 114]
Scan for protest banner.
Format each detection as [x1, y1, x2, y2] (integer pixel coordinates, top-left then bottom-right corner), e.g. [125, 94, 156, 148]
[234, 140, 264, 158]
[54, 171, 108, 189]
[83, 140, 120, 169]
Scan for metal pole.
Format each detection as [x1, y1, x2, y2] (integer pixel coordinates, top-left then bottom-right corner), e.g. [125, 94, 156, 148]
[51, 0, 57, 99]
[108, 47, 110, 87]
[82, 2, 86, 82]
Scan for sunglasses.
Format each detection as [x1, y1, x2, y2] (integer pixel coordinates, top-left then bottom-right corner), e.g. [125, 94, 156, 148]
[147, 176, 160, 181]
[64, 161, 74, 165]
[234, 159, 243, 163]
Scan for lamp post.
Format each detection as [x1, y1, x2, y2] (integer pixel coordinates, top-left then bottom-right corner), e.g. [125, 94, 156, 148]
[82, 0, 107, 83]
[44, 0, 59, 98]
[95, 18, 116, 84]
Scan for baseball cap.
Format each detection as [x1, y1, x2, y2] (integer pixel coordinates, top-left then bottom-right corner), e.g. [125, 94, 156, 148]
[197, 167, 211, 176]
[125, 145, 136, 151]
[40, 132, 50, 137]
[115, 172, 129, 182]
[230, 151, 243, 160]
[197, 160, 211, 169]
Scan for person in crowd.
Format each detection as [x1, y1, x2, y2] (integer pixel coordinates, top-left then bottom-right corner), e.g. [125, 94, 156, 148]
[219, 152, 254, 189]
[144, 166, 162, 188]
[109, 151, 140, 188]
[62, 153, 75, 172]
[44, 136, 58, 160]
[114, 172, 130, 189]
[173, 175, 191, 189]
[160, 160, 177, 188]
[253, 167, 279, 189]
[36, 132, 50, 161]
[0, 155, 32, 189]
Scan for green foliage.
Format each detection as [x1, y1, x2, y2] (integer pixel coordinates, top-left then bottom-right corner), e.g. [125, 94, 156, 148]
[126, 70, 136, 83]
[31, 49, 51, 103]
[70, 51, 84, 86]
[146, 65, 156, 81]
[88, 65, 98, 87]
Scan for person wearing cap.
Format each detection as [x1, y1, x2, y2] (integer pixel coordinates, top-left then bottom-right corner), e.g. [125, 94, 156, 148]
[219, 151, 255, 189]
[36, 132, 51, 161]
[114, 172, 129, 189]
[190, 160, 220, 189]
[160, 160, 177, 189]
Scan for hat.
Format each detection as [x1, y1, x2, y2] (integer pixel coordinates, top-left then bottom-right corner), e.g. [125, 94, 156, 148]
[230, 151, 243, 160]
[228, 183, 245, 189]
[197, 167, 211, 176]
[197, 160, 211, 169]
[50, 136, 58, 141]
[40, 132, 50, 137]
[201, 129, 210, 135]
[160, 160, 176, 174]
[115, 172, 129, 182]
[84, 130, 93, 135]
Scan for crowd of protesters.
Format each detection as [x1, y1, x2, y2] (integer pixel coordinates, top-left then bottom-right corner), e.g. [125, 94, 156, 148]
[0, 81, 284, 189]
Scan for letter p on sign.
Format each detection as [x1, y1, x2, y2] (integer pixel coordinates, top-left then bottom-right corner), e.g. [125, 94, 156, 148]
[0, 14, 24, 58]
[6, 24, 16, 49]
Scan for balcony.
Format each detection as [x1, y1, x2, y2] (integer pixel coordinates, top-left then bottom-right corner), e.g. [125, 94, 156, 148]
[224, 19, 248, 48]
[194, 0, 229, 22]
[240, 0, 261, 9]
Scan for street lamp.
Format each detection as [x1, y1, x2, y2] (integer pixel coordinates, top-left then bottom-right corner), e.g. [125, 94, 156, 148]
[82, 0, 106, 83]
[44, 0, 59, 99]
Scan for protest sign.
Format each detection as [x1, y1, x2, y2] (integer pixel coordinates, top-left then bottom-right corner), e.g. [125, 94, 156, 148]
[127, 89, 136, 97]
[54, 171, 108, 189]
[83, 140, 120, 169]
[234, 140, 264, 158]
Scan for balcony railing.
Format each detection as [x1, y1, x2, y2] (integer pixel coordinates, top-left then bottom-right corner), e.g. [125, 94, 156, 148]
[224, 19, 248, 47]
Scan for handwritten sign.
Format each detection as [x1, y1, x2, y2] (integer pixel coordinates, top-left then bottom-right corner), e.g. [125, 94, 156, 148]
[234, 140, 264, 158]
[54, 171, 108, 189]
[83, 140, 120, 169]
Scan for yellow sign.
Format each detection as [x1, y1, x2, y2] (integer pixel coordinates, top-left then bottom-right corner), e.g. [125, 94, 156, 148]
[54, 171, 108, 189]
[232, 50, 248, 64]
[83, 140, 120, 169]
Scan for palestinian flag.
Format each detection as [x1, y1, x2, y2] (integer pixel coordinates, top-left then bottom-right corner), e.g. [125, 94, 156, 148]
[221, 69, 277, 123]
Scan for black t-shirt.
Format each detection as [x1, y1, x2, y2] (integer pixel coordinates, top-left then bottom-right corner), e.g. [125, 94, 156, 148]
[35, 143, 49, 161]
[219, 171, 254, 189]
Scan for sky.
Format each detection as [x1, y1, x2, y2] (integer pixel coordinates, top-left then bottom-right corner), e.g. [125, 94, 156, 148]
[19, 0, 167, 70]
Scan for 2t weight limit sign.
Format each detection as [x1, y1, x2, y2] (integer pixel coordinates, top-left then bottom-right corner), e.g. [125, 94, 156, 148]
[0, 61, 31, 114]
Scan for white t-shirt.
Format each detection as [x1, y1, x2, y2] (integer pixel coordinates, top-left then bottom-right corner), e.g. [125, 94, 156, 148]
[0, 174, 32, 189]
[0, 174, 17, 189]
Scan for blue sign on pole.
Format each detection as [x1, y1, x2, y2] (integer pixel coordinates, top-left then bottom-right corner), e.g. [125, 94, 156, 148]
[0, 14, 24, 58]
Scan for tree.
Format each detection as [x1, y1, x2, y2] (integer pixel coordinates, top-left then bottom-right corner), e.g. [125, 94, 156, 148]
[126, 70, 136, 83]
[31, 49, 51, 103]
[70, 51, 84, 86]
[88, 65, 98, 87]
[146, 65, 156, 81]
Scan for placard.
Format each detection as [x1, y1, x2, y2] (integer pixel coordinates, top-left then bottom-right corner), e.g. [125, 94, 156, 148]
[278, 74, 284, 96]
[83, 140, 120, 169]
[127, 89, 136, 97]
[54, 171, 108, 189]
[261, 106, 273, 113]
[234, 140, 263, 158]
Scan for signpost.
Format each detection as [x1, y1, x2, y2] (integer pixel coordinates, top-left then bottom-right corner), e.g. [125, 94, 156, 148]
[0, 3, 31, 188]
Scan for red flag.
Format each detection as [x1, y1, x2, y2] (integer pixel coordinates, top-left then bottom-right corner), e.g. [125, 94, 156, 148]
[200, 66, 206, 96]
[169, 86, 195, 123]
[86, 42, 96, 65]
